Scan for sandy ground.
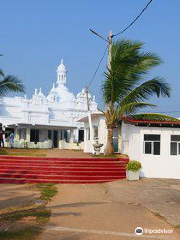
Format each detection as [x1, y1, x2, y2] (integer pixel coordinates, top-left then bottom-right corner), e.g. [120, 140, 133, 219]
[46, 149, 93, 158]
[46, 149, 127, 158]
[0, 184, 40, 212]
[38, 180, 180, 240]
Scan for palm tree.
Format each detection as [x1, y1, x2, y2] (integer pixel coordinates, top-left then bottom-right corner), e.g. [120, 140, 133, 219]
[101, 40, 172, 155]
[0, 54, 25, 97]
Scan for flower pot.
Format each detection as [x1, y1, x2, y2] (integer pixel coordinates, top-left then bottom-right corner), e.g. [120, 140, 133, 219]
[126, 170, 139, 181]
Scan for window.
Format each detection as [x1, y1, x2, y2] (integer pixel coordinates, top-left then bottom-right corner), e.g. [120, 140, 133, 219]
[170, 135, 180, 155]
[79, 130, 84, 142]
[93, 126, 98, 139]
[30, 129, 39, 143]
[144, 134, 161, 155]
[48, 130, 52, 140]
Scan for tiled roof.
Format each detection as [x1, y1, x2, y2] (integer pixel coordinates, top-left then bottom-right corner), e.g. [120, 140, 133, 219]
[123, 117, 180, 127]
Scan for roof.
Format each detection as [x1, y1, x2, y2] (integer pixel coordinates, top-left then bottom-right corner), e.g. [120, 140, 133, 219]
[5, 123, 76, 130]
[123, 117, 180, 128]
[78, 112, 104, 122]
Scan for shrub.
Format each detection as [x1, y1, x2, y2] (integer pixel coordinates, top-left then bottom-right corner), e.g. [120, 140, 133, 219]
[126, 160, 142, 172]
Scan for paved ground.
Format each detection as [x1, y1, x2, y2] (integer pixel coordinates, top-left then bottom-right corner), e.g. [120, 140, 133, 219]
[38, 180, 180, 240]
[106, 178, 180, 227]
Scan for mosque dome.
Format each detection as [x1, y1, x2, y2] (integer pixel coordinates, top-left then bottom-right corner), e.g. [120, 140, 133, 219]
[56, 84, 75, 103]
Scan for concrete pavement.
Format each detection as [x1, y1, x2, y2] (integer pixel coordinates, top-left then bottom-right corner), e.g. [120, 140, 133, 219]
[38, 181, 180, 240]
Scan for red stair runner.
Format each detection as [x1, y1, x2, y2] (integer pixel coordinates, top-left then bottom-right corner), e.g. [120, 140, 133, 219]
[0, 155, 128, 184]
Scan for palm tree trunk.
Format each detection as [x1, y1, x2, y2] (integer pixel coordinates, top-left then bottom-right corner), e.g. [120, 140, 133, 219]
[105, 126, 114, 155]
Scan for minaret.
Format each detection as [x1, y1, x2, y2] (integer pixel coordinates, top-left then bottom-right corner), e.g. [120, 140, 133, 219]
[57, 59, 67, 85]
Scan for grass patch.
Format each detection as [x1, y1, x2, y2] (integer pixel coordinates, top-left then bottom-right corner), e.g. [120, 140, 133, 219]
[0, 149, 8, 155]
[0, 226, 42, 240]
[37, 183, 58, 202]
[0, 148, 47, 157]
[0, 207, 51, 223]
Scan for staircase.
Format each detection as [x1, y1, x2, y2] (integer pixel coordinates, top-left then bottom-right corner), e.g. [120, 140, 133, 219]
[0, 155, 128, 184]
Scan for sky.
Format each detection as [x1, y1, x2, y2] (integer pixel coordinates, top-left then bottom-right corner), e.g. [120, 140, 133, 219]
[0, 0, 180, 116]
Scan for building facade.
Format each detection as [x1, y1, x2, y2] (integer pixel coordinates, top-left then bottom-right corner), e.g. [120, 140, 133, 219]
[0, 60, 98, 149]
[80, 114, 180, 179]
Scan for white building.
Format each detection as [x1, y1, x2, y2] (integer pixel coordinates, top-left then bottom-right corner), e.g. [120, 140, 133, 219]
[0, 60, 98, 149]
[80, 114, 180, 179]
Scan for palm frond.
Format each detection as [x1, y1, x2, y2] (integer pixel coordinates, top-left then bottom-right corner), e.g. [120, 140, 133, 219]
[0, 54, 5, 77]
[102, 40, 164, 105]
[116, 102, 156, 117]
[128, 113, 180, 122]
[120, 77, 171, 106]
[0, 75, 25, 97]
[0, 68, 5, 77]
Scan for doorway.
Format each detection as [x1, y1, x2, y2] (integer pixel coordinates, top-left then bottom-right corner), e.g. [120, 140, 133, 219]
[113, 128, 119, 153]
[53, 130, 58, 148]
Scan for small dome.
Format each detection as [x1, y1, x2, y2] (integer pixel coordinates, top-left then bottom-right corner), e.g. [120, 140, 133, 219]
[38, 88, 45, 98]
[50, 83, 56, 93]
[57, 59, 67, 73]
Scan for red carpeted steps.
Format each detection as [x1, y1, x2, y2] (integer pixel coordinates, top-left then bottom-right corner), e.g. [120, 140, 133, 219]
[0, 155, 128, 184]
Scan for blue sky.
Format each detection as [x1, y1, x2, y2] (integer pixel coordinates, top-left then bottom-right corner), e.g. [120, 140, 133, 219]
[0, 0, 180, 116]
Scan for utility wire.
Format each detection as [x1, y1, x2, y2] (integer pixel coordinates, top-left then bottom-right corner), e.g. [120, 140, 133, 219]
[88, 45, 108, 88]
[88, 0, 154, 98]
[113, 0, 153, 37]
[88, 88, 103, 104]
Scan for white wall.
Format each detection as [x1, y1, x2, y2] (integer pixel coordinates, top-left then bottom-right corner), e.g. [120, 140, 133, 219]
[83, 115, 107, 153]
[121, 122, 180, 179]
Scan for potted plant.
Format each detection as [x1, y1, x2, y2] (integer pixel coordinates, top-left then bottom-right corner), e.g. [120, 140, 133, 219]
[126, 160, 142, 181]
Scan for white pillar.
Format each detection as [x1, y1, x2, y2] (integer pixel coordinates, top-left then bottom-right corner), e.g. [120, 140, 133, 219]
[15, 128, 20, 141]
[26, 128, 30, 142]
[70, 129, 74, 146]
[62, 130, 65, 140]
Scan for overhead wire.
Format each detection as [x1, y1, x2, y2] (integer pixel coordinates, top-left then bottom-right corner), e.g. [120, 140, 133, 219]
[87, 0, 154, 99]
[88, 45, 108, 88]
[112, 0, 153, 37]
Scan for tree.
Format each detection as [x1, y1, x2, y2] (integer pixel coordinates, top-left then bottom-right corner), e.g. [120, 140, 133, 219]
[0, 54, 25, 98]
[101, 40, 171, 155]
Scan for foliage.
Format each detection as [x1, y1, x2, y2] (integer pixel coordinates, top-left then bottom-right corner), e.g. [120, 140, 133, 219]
[0, 207, 51, 223]
[0, 227, 42, 240]
[126, 160, 142, 172]
[0, 149, 8, 155]
[37, 183, 58, 202]
[101, 40, 171, 155]
[0, 54, 25, 97]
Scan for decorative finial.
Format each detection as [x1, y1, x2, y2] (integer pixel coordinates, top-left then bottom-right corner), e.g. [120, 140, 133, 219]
[93, 95, 96, 102]
[39, 87, 42, 93]
[61, 59, 63, 64]
[53, 83, 55, 88]
[34, 89, 37, 95]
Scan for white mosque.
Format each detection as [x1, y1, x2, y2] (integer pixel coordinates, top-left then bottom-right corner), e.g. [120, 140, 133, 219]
[0, 60, 98, 149]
